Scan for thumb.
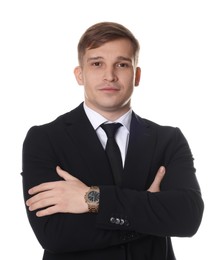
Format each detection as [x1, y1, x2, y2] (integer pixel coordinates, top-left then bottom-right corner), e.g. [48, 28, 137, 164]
[56, 166, 75, 181]
[148, 166, 166, 192]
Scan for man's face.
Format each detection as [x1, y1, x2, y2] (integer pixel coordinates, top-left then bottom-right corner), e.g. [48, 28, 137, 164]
[74, 38, 141, 118]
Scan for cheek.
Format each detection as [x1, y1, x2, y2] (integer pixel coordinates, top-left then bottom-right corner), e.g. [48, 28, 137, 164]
[123, 73, 135, 89]
[83, 71, 99, 85]
[123, 76, 136, 96]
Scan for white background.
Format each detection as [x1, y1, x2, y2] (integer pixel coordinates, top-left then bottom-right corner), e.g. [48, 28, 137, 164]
[0, 0, 220, 259]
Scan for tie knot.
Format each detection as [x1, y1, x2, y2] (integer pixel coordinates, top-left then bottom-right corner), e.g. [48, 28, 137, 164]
[101, 123, 122, 138]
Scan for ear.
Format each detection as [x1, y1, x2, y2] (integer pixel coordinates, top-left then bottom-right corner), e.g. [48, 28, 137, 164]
[135, 67, 141, 86]
[74, 66, 84, 85]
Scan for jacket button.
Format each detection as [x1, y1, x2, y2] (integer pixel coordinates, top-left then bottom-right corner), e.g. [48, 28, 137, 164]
[120, 219, 125, 225]
[110, 217, 115, 223]
[115, 218, 120, 224]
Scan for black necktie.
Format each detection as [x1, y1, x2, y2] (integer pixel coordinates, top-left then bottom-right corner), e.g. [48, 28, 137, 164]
[101, 123, 123, 186]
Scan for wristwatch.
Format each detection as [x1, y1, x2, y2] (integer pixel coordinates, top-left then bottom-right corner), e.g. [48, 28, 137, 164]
[84, 186, 100, 213]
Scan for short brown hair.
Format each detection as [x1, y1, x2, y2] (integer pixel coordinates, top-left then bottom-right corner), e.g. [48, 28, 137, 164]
[77, 22, 140, 65]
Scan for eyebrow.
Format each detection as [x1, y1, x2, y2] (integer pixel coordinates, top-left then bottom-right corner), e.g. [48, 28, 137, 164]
[86, 56, 132, 63]
[87, 56, 103, 62]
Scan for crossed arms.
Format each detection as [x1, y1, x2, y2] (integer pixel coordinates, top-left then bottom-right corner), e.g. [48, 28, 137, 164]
[26, 166, 165, 217]
[22, 125, 204, 253]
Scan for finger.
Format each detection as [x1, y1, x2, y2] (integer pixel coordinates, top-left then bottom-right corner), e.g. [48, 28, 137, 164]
[36, 205, 61, 217]
[154, 166, 165, 184]
[28, 182, 56, 195]
[56, 166, 75, 181]
[148, 166, 166, 192]
[26, 190, 53, 207]
[28, 196, 56, 212]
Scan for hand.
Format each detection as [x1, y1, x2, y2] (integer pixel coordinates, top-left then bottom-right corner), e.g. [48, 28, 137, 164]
[147, 166, 165, 192]
[26, 166, 89, 217]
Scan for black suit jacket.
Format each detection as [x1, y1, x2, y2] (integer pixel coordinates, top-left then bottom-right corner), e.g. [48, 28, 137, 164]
[22, 103, 204, 260]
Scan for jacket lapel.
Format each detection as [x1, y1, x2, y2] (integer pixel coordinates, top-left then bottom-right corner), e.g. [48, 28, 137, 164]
[122, 112, 156, 190]
[63, 104, 115, 185]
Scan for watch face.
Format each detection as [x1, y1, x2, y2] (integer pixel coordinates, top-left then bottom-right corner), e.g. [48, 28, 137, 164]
[88, 191, 100, 202]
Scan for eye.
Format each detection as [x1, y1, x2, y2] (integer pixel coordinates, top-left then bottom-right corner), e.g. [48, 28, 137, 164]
[92, 62, 102, 67]
[117, 63, 130, 68]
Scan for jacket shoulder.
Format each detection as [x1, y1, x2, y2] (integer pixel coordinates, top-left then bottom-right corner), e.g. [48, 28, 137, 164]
[27, 103, 84, 131]
[134, 112, 179, 133]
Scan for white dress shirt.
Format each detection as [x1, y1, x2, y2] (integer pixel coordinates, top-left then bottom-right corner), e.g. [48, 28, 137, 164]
[83, 103, 132, 166]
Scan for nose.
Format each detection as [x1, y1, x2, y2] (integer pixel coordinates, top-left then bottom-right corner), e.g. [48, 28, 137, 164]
[103, 66, 118, 82]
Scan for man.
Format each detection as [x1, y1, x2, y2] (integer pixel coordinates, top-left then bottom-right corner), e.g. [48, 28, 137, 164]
[22, 22, 204, 260]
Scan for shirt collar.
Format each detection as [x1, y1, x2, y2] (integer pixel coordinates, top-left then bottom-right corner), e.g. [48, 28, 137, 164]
[83, 102, 132, 132]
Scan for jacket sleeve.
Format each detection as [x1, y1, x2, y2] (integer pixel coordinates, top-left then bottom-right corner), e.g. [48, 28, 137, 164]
[21, 126, 139, 254]
[96, 127, 204, 237]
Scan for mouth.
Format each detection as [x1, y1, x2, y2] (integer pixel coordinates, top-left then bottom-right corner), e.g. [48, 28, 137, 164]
[101, 88, 119, 91]
[99, 85, 120, 92]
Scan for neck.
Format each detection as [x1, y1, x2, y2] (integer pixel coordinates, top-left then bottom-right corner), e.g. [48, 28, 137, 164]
[100, 110, 130, 121]
[84, 102, 131, 121]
